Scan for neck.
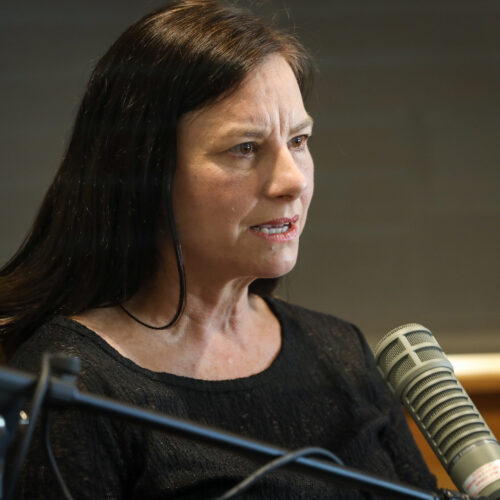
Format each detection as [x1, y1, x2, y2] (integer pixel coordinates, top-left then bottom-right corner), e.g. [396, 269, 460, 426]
[122, 254, 261, 343]
[73, 250, 280, 380]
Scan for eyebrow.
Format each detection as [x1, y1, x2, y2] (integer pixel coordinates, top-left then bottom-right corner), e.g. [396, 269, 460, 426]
[290, 116, 314, 135]
[222, 115, 314, 139]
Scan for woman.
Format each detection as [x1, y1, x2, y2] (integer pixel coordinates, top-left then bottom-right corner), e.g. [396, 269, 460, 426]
[0, 1, 437, 498]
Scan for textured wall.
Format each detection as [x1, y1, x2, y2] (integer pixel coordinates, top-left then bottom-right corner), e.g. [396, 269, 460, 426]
[1, 1, 499, 352]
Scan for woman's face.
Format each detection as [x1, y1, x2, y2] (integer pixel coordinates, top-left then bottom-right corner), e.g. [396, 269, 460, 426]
[174, 54, 314, 285]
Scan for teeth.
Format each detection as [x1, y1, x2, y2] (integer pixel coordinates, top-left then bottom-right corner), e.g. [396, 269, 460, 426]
[253, 223, 290, 234]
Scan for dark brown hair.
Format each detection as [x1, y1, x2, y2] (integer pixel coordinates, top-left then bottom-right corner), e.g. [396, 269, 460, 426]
[0, 0, 313, 356]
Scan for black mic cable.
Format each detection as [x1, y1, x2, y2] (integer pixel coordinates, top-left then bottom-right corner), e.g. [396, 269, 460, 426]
[4, 354, 76, 500]
[215, 446, 343, 499]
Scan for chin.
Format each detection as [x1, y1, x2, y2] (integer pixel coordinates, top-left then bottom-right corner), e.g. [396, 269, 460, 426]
[254, 257, 297, 279]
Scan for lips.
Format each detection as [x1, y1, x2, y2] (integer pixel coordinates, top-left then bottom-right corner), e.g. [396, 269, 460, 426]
[249, 215, 299, 241]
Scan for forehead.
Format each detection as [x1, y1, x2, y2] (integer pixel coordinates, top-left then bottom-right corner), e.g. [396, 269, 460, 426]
[180, 54, 308, 137]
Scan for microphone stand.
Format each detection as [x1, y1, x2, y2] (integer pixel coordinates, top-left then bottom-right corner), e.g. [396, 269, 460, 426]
[0, 357, 443, 499]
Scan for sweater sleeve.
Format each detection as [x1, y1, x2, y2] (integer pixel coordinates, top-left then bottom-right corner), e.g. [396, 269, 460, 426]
[8, 328, 131, 500]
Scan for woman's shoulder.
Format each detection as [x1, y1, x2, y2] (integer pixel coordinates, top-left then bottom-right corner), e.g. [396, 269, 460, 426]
[11, 316, 102, 359]
[266, 295, 363, 340]
[266, 295, 373, 371]
[9, 316, 125, 392]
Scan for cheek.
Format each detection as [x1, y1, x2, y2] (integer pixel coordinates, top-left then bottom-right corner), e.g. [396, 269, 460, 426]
[218, 183, 259, 230]
[175, 168, 257, 226]
[302, 165, 315, 211]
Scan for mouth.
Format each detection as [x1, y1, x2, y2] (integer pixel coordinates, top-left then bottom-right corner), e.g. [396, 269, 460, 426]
[249, 215, 299, 240]
[250, 222, 292, 235]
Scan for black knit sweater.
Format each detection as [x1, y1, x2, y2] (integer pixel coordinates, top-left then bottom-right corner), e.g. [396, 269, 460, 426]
[10, 298, 437, 499]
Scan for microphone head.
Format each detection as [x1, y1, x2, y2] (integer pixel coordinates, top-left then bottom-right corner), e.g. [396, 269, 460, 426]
[375, 323, 500, 499]
[374, 323, 453, 399]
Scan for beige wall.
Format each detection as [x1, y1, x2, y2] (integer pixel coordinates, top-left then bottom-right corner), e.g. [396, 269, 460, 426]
[1, 1, 499, 353]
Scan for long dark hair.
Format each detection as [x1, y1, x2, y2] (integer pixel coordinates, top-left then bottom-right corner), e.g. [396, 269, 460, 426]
[0, 0, 313, 357]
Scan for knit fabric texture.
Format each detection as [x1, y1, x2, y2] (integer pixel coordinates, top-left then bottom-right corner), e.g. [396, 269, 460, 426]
[9, 297, 437, 499]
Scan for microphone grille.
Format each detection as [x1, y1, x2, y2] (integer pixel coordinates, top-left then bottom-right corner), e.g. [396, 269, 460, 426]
[374, 323, 450, 397]
[375, 323, 499, 473]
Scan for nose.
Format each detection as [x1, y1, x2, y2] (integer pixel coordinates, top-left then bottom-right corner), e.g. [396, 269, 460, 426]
[265, 146, 309, 200]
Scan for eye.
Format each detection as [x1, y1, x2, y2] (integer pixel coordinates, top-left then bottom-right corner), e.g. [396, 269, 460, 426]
[288, 134, 309, 151]
[228, 142, 258, 157]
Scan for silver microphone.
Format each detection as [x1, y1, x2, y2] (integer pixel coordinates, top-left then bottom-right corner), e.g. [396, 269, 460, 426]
[374, 323, 500, 499]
